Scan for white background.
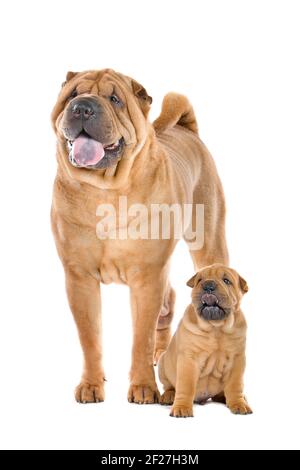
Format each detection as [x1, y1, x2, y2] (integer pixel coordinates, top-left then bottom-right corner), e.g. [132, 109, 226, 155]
[0, 0, 299, 450]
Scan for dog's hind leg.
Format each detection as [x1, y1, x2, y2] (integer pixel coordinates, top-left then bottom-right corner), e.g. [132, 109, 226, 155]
[154, 283, 175, 365]
[158, 354, 175, 405]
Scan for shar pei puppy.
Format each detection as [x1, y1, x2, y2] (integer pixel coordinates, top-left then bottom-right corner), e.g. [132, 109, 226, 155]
[159, 264, 252, 417]
[51, 69, 228, 404]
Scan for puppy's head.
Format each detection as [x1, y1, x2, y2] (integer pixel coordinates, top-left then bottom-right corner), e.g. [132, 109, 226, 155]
[187, 264, 248, 324]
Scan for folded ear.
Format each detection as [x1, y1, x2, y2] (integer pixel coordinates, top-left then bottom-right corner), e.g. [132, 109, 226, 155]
[239, 275, 249, 294]
[132, 79, 153, 108]
[61, 71, 78, 87]
[186, 273, 198, 288]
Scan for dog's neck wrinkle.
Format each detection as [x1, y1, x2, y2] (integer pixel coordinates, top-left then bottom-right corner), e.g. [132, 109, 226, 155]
[125, 132, 156, 184]
[183, 305, 241, 338]
[183, 306, 212, 335]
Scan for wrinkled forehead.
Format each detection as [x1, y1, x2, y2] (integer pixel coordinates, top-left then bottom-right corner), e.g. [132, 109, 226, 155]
[62, 69, 131, 98]
[200, 264, 236, 280]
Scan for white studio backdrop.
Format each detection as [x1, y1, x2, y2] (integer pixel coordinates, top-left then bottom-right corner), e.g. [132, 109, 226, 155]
[0, 0, 299, 450]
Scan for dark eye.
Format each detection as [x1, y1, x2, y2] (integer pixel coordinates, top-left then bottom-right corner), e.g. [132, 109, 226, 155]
[110, 94, 121, 105]
[223, 278, 232, 285]
[70, 89, 77, 99]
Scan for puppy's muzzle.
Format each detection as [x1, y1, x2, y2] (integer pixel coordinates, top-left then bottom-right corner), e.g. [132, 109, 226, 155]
[200, 293, 227, 321]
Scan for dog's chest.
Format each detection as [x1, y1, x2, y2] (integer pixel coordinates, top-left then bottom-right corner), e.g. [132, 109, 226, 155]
[199, 349, 234, 380]
[97, 237, 173, 284]
[52, 183, 176, 283]
[195, 349, 235, 400]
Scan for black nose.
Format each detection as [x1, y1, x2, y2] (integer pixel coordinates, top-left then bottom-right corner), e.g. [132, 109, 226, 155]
[203, 280, 216, 292]
[71, 99, 96, 120]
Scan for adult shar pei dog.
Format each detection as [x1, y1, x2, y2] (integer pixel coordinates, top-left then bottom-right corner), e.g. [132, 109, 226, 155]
[51, 69, 228, 404]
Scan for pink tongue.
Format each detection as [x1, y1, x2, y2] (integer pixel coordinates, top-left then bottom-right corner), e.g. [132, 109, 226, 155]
[72, 135, 105, 166]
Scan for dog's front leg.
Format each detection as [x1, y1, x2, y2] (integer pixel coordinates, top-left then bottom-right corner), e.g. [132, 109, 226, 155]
[224, 354, 253, 415]
[170, 356, 198, 418]
[128, 270, 167, 404]
[65, 267, 105, 404]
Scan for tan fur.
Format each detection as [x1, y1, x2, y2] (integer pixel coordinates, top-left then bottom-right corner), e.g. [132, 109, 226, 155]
[159, 264, 252, 417]
[51, 69, 228, 404]
[153, 93, 198, 134]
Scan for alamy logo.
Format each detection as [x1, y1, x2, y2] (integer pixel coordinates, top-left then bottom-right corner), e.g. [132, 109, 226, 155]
[96, 196, 204, 250]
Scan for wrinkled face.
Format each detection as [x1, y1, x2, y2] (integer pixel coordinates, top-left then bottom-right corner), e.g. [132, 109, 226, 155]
[187, 264, 248, 322]
[51, 69, 152, 170]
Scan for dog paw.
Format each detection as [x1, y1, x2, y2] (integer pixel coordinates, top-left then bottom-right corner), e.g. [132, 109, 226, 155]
[228, 399, 252, 415]
[170, 405, 193, 418]
[75, 381, 105, 404]
[128, 384, 160, 404]
[160, 389, 175, 405]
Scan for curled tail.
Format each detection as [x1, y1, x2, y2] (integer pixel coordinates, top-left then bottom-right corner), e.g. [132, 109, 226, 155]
[153, 92, 199, 135]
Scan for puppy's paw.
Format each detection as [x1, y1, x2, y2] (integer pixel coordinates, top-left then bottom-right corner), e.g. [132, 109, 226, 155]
[160, 389, 175, 405]
[75, 381, 105, 404]
[170, 405, 193, 418]
[228, 399, 253, 415]
[128, 384, 160, 404]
